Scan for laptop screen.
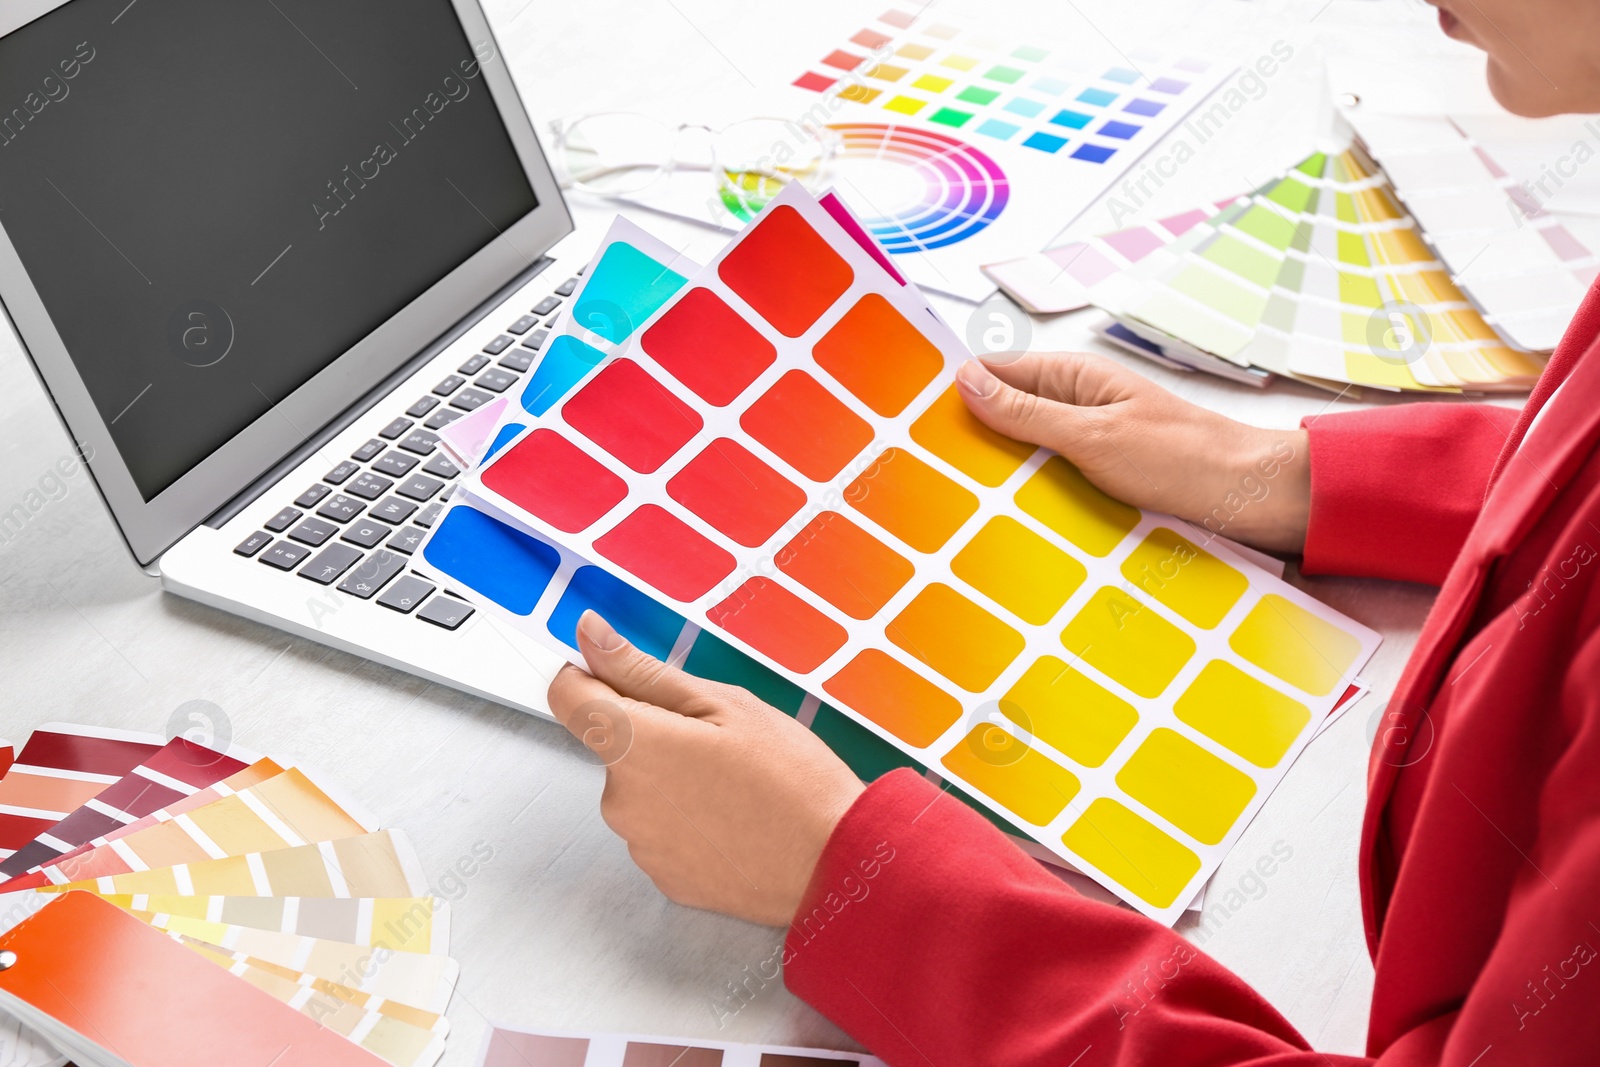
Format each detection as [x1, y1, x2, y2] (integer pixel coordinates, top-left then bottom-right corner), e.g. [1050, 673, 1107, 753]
[0, 0, 538, 501]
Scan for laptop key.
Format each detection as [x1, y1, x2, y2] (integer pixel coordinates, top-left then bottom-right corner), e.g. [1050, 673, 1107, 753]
[379, 418, 412, 440]
[234, 531, 273, 557]
[352, 439, 386, 462]
[337, 549, 407, 599]
[554, 277, 579, 297]
[418, 595, 474, 630]
[422, 453, 459, 480]
[265, 507, 301, 533]
[299, 543, 363, 585]
[341, 518, 389, 548]
[288, 517, 338, 546]
[505, 314, 538, 335]
[482, 334, 515, 355]
[474, 369, 516, 394]
[324, 460, 360, 485]
[520, 329, 550, 351]
[458, 353, 490, 375]
[315, 494, 363, 523]
[373, 450, 419, 477]
[259, 540, 311, 570]
[398, 429, 439, 456]
[432, 375, 466, 397]
[397, 473, 445, 502]
[424, 408, 463, 430]
[370, 496, 419, 525]
[497, 350, 533, 372]
[415, 502, 445, 528]
[385, 525, 428, 555]
[294, 484, 332, 508]
[378, 574, 435, 614]
[531, 296, 562, 316]
[346, 471, 394, 501]
[449, 387, 494, 412]
[406, 396, 440, 418]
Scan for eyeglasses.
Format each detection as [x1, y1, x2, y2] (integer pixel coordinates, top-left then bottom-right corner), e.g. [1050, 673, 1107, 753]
[548, 112, 838, 218]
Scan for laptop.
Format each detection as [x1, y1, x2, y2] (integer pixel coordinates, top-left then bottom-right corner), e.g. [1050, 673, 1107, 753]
[0, 0, 580, 714]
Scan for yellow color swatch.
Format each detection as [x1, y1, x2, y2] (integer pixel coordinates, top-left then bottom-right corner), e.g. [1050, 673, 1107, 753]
[839, 84, 882, 104]
[909, 385, 1036, 487]
[846, 447, 979, 553]
[1174, 660, 1310, 767]
[912, 73, 954, 93]
[1062, 798, 1201, 909]
[942, 724, 1080, 825]
[1230, 593, 1362, 696]
[887, 583, 1024, 692]
[1119, 527, 1247, 629]
[1115, 728, 1257, 845]
[953, 516, 1086, 624]
[1014, 456, 1140, 556]
[884, 95, 925, 115]
[865, 63, 909, 82]
[1371, 227, 1434, 264]
[941, 54, 979, 71]
[1060, 588, 1195, 698]
[1000, 657, 1138, 767]
[896, 43, 935, 60]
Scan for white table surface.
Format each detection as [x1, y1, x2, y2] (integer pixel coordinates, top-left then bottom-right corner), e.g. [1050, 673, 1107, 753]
[0, 0, 1534, 1061]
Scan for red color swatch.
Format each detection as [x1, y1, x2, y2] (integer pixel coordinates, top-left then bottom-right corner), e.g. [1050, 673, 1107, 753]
[880, 9, 915, 28]
[481, 428, 627, 533]
[562, 358, 703, 473]
[667, 439, 806, 547]
[595, 505, 736, 601]
[718, 206, 854, 338]
[852, 28, 892, 49]
[776, 511, 913, 619]
[822, 649, 962, 747]
[813, 293, 945, 416]
[821, 49, 866, 71]
[740, 370, 874, 482]
[708, 578, 848, 673]
[642, 287, 777, 406]
[793, 71, 837, 93]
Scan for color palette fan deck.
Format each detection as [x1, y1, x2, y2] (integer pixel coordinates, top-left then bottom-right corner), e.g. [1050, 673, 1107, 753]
[433, 183, 1380, 924]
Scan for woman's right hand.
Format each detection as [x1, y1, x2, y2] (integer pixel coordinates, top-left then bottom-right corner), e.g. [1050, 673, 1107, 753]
[955, 352, 1312, 554]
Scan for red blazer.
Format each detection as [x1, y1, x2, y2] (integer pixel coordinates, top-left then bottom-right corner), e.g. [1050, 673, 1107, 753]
[783, 287, 1600, 1065]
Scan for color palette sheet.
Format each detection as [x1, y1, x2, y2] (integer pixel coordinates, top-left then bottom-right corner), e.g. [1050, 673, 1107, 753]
[1353, 112, 1599, 353]
[180, 941, 447, 1067]
[476, 1025, 885, 1067]
[0, 723, 165, 859]
[419, 216, 1210, 912]
[457, 183, 1381, 923]
[1096, 147, 1547, 393]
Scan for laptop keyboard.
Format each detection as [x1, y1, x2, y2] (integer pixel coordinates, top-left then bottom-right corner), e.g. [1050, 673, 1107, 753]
[229, 272, 582, 632]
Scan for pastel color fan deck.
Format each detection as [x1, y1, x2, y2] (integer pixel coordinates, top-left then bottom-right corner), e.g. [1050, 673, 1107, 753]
[476, 1024, 887, 1067]
[1086, 146, 1552, 394]
[447, 183, 1380, 924]
[0, 723, 458, 1067]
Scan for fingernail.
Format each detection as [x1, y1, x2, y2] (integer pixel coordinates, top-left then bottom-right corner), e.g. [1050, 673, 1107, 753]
[956, 359, 1000, 399]
[578, 609, 625, 652]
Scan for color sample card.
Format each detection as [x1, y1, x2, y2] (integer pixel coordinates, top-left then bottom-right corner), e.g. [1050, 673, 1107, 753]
[476, 1025, 884, 1067]
[0, 723, 165, 859]
[1353, 113, 1598, 353]
[103, 894, 449, 954]
[984, 196, 1244, 314]
[40, 829, 428, 899]
[180, 941, 447, 1067]
[463, 183, 1381, 923]
[0, 738, 253, 881]
[38, 767, 376, 885]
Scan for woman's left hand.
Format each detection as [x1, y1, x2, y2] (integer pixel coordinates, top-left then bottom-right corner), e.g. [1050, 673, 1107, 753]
[545, 610, 865, 926]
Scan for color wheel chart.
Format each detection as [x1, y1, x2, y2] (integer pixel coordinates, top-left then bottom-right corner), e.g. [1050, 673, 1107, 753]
[722, 123, 1009, 253]
[780, 7, 1235, 298]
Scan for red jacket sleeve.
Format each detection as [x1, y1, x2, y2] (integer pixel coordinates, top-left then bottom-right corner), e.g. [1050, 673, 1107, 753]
[782, 770, 1364, 1067]
[1300, 404, 1517, 585]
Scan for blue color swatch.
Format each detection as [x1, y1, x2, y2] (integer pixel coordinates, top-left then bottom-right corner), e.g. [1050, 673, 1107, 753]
[520, 335, 605, 416]
[1098, 120, 1142, 140]
[1103, 67, 1140, 84]
[1022, 131, 1068, 153]
[484, 422, 524, 462]
[571, 241, 688, 344]
[421, 506, 560, 616]
[1031, 76, 1069, 96]
[1149, 77, 1191, 94]
[1049, 109, 1092, 130]
[1124, 98, 1166, 117]
[1075, 88, 1117, 107]
[1003, 97, 1046, 119]
[1072, 143, 1117, 163]
[976, 118, 1021, 140]
[547, 566, 685, 659]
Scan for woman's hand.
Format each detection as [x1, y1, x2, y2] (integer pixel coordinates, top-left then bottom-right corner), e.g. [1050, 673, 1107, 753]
[956, 352, 1312, 553]
[545, 611, 865, 927]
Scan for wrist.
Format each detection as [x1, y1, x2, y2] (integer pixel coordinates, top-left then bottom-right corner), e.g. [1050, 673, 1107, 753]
[1198, 427, 1311, 554]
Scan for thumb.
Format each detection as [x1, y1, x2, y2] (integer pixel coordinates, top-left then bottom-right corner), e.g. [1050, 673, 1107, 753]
[955, 359, 1087, 455]
[572, 610, 708, 714]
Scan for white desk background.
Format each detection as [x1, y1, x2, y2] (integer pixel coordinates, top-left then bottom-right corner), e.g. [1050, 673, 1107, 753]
[0, 0, 1544, 1060]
